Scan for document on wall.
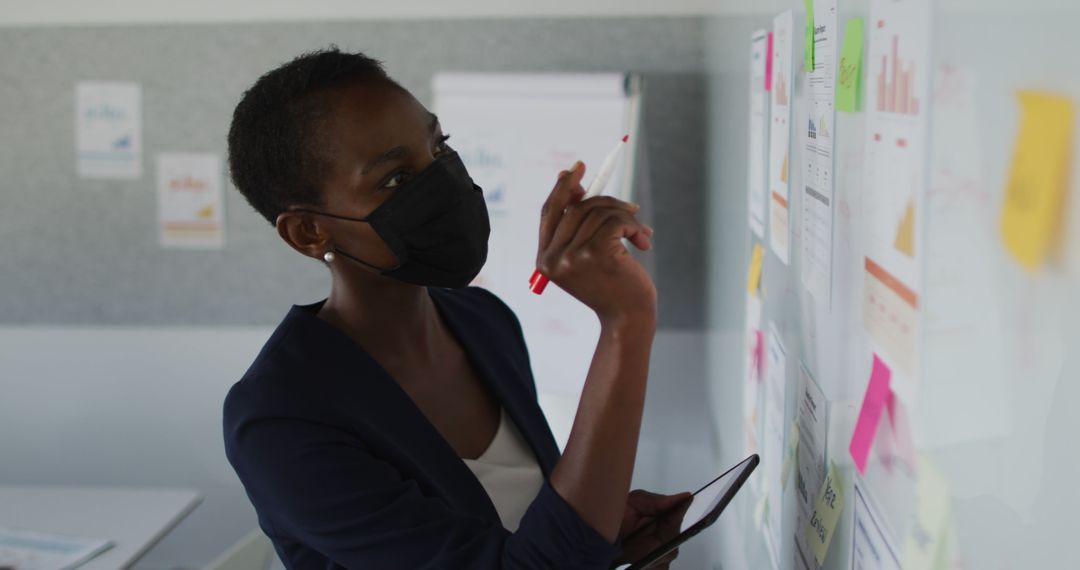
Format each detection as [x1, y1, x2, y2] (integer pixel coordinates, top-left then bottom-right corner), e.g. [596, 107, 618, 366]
[744, 293, 765, 463]
[852, 484, 902, 570]
[801, 0, 838, 307]
[769, 11, 795, 264]
[0, 525, 113, 570]
[861, 0, 932, 390]
[75, 81, 142, 179]
[763, 325, 788, 570]
[157, 153, 226, 249]
[749, 29, 771, 238]
[920, 66, 1011, 446]
[794, 365, 828, 570]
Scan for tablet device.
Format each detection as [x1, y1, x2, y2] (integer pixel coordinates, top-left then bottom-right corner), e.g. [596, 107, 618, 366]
[620, 454, 759, 570]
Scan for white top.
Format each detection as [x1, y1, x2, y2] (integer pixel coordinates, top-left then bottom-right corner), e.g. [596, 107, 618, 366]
[0, 485, 202, 570]
[461, 408, 545, 532]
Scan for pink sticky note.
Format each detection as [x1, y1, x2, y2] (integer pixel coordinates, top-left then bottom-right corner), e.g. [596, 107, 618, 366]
[849, 354, 892, 474]
[753, 330, 765, 379]
[886, 392, 916, 468]
[765, 32, 775, 92]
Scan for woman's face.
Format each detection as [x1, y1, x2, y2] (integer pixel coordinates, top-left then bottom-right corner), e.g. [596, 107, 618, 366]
[293, 80, 452, 271]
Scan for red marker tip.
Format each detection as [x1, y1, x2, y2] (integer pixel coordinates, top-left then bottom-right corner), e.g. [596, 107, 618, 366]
[622, 135, 629, 143]
[529, 270, 550, 294]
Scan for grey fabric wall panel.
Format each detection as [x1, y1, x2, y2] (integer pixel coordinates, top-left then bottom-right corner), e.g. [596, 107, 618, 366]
[0, 18, 707, 328]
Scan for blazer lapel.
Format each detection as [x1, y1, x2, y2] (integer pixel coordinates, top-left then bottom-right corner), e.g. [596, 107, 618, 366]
[430, 289, 562, 477]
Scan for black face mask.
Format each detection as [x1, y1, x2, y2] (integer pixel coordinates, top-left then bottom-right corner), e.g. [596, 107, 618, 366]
[295, 151, 490, 289]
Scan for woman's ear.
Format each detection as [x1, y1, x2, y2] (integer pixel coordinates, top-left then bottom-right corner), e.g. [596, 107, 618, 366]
[276, 211, 330, 261]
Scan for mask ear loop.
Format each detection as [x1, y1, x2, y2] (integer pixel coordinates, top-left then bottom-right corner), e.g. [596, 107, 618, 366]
[289, 208, 403, 273]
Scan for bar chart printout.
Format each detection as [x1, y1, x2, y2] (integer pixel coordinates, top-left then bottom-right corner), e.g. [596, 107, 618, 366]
[861, 0, 931, 391]
[877, 34, 920, 115]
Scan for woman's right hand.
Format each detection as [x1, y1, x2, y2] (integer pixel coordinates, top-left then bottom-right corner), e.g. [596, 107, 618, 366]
[536, 161, 657, 326]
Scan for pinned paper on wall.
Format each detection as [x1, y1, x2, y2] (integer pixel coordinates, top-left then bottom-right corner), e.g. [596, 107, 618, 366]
[157, 153, 226, 249]
[804, 0, 816, 71]
[849, 354, 892, 474]
[837, 18, 864, 112]
[794, 366, 827, 570]
[1001, 91, 1075, 271]
[743, 294, 765, 460]
[75, 81, 142, 179]
[901, 457, 953, 569]
[763, 326, 788, 570]
[875, 391, 916, 472]
[769, 11, 795, 265]
[805, 462, 844, 566]
[852, 483, 902, 569]
[748, 242, 765, 295]
[749, 30, 771, 238]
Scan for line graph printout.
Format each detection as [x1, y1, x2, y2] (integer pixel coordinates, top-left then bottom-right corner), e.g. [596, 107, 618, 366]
[749, 29, 770, 238]
[769, 11, 795, 264]
[862, 0, 931, 391]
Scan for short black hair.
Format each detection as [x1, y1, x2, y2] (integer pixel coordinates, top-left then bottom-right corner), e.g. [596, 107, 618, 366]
[227, 47, 397, 224]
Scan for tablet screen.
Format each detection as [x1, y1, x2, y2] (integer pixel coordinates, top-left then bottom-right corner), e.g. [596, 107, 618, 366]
[622, 455, 758, 570]
[677, 454, 754, 532]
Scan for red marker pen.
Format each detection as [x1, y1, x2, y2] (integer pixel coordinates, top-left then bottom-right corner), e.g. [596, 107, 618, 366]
[530, 135, 630, 295]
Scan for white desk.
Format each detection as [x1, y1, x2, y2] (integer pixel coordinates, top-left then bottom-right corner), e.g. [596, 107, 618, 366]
[0, 485, 201, 570]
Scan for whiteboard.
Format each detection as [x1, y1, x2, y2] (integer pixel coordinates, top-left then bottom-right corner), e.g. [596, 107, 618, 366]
[433, 73, 642, 399]
[705, 3, 1080, 570]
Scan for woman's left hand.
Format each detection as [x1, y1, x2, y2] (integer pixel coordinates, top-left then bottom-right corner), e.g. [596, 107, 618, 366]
[612, 489, 693, 569]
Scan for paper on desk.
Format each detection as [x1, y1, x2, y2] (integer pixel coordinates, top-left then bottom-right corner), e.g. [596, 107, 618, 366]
[1001, 91, 1075, 271]
[0, 526, 113, 570]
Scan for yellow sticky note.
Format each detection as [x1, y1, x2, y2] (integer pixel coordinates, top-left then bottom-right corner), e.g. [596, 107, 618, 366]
[754, 478, 770, 530]
[1001, 91, 1075, 271]
[781, 422, 800, 490]
[747, 242, 764, 295]
[806, 462, 844, 565]
[902, 456, 952, 569]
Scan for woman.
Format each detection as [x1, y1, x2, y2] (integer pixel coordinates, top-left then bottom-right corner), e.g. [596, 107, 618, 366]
[223, 47, 690, 569]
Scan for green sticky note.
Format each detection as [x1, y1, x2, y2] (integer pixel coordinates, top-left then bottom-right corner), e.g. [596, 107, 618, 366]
[805, 462, 844, 565]
[804, 0, 815, 71]
[837, 18, 864, 112]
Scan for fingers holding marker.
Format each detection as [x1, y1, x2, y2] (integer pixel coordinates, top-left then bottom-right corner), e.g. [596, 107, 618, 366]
[567, 208, 653, 255]
[538, 161, 586, 252]
[549, 195, 643, 253]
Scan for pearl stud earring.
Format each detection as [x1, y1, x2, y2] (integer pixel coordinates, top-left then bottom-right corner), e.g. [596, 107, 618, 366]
[323, 251, 336, 264]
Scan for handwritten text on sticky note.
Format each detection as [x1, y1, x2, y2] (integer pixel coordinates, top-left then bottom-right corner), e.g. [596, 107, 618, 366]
[806, 462, 844, 565]
[837, 18, 864, 112]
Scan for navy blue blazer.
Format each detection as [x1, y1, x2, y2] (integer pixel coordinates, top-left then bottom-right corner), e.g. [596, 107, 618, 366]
[223, 287, 622, 569]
